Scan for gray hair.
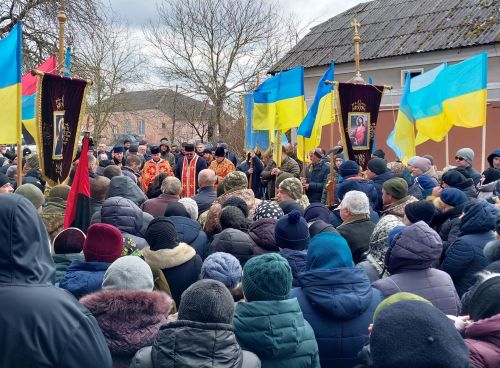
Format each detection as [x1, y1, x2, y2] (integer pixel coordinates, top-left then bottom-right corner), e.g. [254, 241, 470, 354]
[161, 176, 182, 195]
[340, 190, 370, 215]
[198, 169, 216, 187]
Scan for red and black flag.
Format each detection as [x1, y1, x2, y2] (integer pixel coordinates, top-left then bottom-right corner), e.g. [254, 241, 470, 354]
[64, 136, 90, 232]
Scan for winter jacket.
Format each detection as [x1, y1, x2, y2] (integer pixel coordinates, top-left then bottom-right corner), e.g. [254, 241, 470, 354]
[122, 166, 139, 184]
[59, 260, 111, 299]
[280, 248, 307, 287]
[441, 201, 496, 296]
[107, 175, 148, 206]
[432, 204, 465, 256]
[238, 156, 265, 198]
[90, 197, 104, 219]
[233, 298, 320, 368]
[463, 165, 482, 186]
[373, 221, 461, 315]
[261, 159, 278, 199]
[291, 268, 382, 368]
[142, 243, 202, 306]
[380, 195, 418, 222]
[80, 290, 171, 368]
[248, 218, 279, 254]
[305, 162, 330, 203]
[192, 186, 217, 215]
[0, 194, 112, 368]
[53, 253, 84, 284]
[465, 314, 500, 368]
[130, 320, 261, 368]
[141, 193, 179, 218]
[280, 155, 301, 178]
[337, 215, 375, 264]
[477, 179, 499, 200]
[336, 177, 379, 209]
[168, 215, 210, 260]
[40, 196, 67, 241]
[372, 171, 394, 212]
[210, 228, 255, 266]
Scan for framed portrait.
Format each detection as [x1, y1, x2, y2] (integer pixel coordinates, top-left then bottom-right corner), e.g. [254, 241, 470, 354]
[53, 111, 65, 159]
[347, 112, 371, 150]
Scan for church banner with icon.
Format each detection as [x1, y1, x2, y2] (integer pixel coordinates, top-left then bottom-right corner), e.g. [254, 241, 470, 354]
[36, 73, 89, 186]
[336, 82, 384, 169]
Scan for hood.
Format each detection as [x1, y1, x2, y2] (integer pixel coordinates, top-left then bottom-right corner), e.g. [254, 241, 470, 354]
[386, 221, 442, 273]
[248, 218, 278, 252]
[487, 149, 500, 168]
[107, 175, 147, 205]
[372, 171, 394, 184]
[211, 229, 254, 266]
[484, 239, 500, 263]
[0, 193, 55, 284]
[297, 268, 374, 319]
[460, 200, 497, 234]
[142, 243, 196, 269]
[101, 196, 143, 235]
[280, 248, 307, 278]
[169, 216, 202, 244]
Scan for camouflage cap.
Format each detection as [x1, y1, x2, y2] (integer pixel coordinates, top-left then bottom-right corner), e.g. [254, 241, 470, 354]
[279, 177, 303, 200]
[223, 171, 248, 193]
[26, 153, 40, 170]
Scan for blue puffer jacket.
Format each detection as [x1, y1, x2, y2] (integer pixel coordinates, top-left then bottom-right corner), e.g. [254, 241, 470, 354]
[59, 260, 110, 299]
[291, 268, 382, 368]
[168, 216, 210, 260]
[280, 248, 307, 287]
[441, 201, 497, 296]
[305, 162, 330, 203]
[336, 178, 379, 209]
[372, 171, 394, 212]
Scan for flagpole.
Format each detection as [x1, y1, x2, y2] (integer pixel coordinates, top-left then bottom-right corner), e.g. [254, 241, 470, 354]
[445, 133, 449, 167]
[17, 83, 22, 189]
[301, 136, 306, 177]
[57, 0, 67, 74]
[481, 124, 486, 172]
[276, 130, 282, 168]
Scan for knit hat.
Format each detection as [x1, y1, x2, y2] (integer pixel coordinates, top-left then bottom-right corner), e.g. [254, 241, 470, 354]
[222, 196, 249, 218]
[128, 145, 138, 153]
[179, 197, 198, 220]
[164, 202, 190, 218]
[6, 165, 17, 178]
[339, 160, 360, 177]
[178, 279, 235, 324]
[303, 203, 331, 223]
[278, 177, 303, 200]
[15, 183, 44, 209]
[440, 188, 468, 207]
[279, 199, 304, 215]
[242, 253, 292, 302]
[25, 153, 39, 170]
[372, 149, 385, 159]
[52, 227, 86, 254]
[223, 171, 248, 193]
[441, 169, 467, 188]
[112, 146, 125, 153]
[201, 252, 242, 289]
[0, 172, 10, 187]
[210, 228, 254, 266]
[220, 205, 249, 231]
[102, 256, 154, 291]
[469, 275, 500, 321]
[371, 301, 470, 368]
[308, 219, 339, 238]
[253, 200, 284, 220]
[84, 223, 123, 263]
[214, 146, 225, 157]
[409, 156, 431, 173]
[367, 158, 388, 175]
[145, 217, 178, 250]
[372, 292, 432, 322]
[456, 147, 475, 165]
[275, 209, 310, 250]
[404, 200, 435, 224]
[307, 232, 353, 271]
[275, 172, 294, 189]
[48, 184, 71, 200]
[382, 177, 408, 200]
[482, 167, 500, 185]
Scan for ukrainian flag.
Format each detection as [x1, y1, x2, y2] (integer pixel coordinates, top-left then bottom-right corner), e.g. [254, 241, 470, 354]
[0, 23, 22, 144]
[297, 63, 334, 162]
[409, 52, 487, 142]
[244, 93, 270, 152]
[253, 66, 306, 131]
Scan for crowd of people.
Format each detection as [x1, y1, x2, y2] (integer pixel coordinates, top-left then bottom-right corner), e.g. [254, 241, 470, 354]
[1, 138, 500, 368]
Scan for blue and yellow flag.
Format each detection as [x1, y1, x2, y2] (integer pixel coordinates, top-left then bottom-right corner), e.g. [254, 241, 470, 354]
[409, 52, 487, 143]
[244, 93, 270, 152]
[253, 66, 306, 131]
[0, 23, 22, 144]
[297, 63, 334, 161]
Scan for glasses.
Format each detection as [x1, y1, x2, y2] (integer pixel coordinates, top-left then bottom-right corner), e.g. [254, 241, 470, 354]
[455, 156, 465, 161]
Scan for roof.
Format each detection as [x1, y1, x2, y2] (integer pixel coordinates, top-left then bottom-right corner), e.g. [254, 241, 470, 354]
[105, 89, 213, 121]
[270, 0, 499, 72]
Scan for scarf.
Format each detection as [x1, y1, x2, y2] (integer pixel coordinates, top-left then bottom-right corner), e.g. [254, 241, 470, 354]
[181, 155, 198, 197]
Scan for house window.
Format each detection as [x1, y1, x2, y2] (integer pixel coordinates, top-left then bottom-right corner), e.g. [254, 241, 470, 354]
[137, 119, 145, 135]
[161, 123, 166, 129]
[112, 125, 118, 134]
[401, 68, 423, 86]
[124, 120, 132, 133]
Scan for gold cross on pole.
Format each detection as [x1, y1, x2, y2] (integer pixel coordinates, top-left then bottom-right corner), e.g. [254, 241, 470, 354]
[351, 18, 364, 83]
[351, 18, 361, 35]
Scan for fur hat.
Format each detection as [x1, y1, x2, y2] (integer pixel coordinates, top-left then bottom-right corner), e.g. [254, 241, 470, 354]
[339, 160, 360, 177]
[150, 146, 160, 154]
[15, 183, 44, 209]
[84, 223, 123, 263]
[145, 217, 178, 250]
[214, 146, 225, 157]
[382, 177, 408, 200]
[279, 177, 303, 200]
[201, 252, 242, 289]
[178, 197, 198, 220]
[53, 227, 85, 254]
[275, 209, 310, 250]
[253, 200, 284, 220]
[456, 147, 475, 165]
[223, 171, 248, 193]
[102, 256, 154, 291]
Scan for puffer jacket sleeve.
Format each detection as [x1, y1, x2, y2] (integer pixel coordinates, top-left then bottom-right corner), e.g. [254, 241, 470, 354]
[242, 350, 261, 368]
[441, 218, 461, 253]
[440, 237, 474, 280]
[129, 346, 153, 368]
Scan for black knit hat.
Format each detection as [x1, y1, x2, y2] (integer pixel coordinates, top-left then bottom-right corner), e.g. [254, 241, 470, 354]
[367, 158, 388, 175]
[214, 146, 225, 157]
[442, 169, 467, 188]
[372, 149, 385, 159]
[220, 206, 249, 231]
[145, 217, 178, 250]
[279, 199, 304, 215]
[164, 202, 190, 218]
[469, 275, 500, 321]
[178, 279, 235, 324]
[222, 196, 249, 218]
[339, 160, 360, 178]
[371, 300, 470, 368]
[404, 200, 435, 224]
[275, 210, 310, 250]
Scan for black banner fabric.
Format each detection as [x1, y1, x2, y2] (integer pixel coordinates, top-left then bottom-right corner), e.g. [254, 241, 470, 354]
[336, 83, 384, 170]
[36, 73, 88, 186]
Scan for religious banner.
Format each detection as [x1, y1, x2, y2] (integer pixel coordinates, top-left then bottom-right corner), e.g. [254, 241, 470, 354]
[36, 72, 90, 186]
[335, 82, 384, 169]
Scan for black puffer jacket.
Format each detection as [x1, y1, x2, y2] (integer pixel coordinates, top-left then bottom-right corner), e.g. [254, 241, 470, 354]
[209, 228, 255, 266]
[248, 218, 279, 254]
[129, 320, 260, 368]
[0, 194, 112, 367]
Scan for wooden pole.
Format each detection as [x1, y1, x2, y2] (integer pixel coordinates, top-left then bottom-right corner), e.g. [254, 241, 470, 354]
[351, 18, 364, 83]
[57, 0, 67, 75]
[276, 130, 282, 168]
[445, 133, 449, 167]
[481, 124, 486, 172]
[301, 136, 306, 177]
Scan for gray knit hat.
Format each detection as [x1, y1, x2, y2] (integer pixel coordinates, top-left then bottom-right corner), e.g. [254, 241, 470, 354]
[102, 256, 154, 291]
[201, 252, 242, 289]
[15, 183, 44, 209]
[456, 148, 475, 165]
[178, 279, 235, 324]
[178, 197, 198, 220]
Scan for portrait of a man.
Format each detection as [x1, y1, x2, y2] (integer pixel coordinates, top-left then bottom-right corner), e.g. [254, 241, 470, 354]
[53, 112, 65, 159]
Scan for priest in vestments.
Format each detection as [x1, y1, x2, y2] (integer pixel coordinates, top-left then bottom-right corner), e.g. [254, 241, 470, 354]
[209, 147, 235, 189]
[140, 146, 174, 192]
[175, 143, 208, 197]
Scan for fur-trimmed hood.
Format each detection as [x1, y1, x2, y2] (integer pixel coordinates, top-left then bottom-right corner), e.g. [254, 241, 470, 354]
[142, 243, 196, 269]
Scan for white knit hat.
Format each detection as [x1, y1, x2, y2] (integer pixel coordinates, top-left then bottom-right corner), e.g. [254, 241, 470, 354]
[179, 197, 198, 220]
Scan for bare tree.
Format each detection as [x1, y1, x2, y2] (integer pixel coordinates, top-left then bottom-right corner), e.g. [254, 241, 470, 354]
[145, 0, 290, 141]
